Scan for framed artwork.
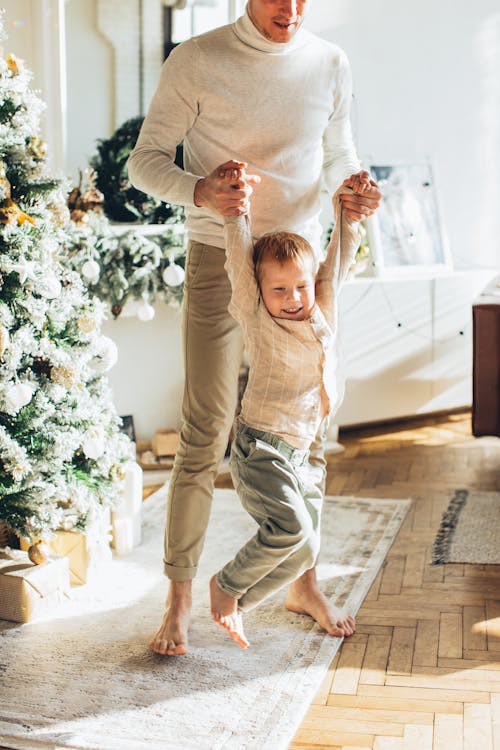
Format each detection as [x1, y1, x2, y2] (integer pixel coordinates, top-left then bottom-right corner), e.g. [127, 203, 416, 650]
[119, 415, 136, 443]
[365, 163, 452, 276]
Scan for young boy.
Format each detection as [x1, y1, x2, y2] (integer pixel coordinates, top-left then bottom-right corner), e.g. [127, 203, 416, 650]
[210, 169, 373, 648]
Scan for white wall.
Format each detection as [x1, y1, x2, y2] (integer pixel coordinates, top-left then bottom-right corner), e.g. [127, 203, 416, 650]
[1, 0, 66, 172]
[102, 303, 184, 440]
[64, 0, 113, 182]
[304, 0, 500, 271]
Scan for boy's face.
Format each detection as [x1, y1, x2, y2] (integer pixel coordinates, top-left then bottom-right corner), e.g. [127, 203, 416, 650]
[259, 256, 316, 321]
[248, 0, 309, 44]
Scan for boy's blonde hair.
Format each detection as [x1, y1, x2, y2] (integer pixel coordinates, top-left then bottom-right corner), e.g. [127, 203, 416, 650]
[253, 231, 317, 282]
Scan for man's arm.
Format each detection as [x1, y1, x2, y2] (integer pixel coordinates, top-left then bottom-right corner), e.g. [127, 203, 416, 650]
[128, 42, 260, 217]
[195, 161, 261, 217]
[340, 170, 382, 222]
[321, 50, 361, 198]
[322, 51, 382, 222]
[127, 41, 200, 207]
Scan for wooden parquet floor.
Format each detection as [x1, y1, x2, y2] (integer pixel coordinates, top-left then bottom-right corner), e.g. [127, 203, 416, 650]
[288, 410, 500, 750]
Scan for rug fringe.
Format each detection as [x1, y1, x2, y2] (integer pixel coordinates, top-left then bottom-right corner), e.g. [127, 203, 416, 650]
[432, 489, 469, 565]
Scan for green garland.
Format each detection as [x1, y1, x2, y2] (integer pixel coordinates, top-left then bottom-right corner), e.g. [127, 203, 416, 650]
[65, 211, 186, 317]
[90, 116, 184, 224]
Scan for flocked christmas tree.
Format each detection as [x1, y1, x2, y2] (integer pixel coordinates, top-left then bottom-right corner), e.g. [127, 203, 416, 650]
[0, 20, 132, 544]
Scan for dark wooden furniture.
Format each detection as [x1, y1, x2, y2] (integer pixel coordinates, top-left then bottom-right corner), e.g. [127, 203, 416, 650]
[472, 276, 500, 437]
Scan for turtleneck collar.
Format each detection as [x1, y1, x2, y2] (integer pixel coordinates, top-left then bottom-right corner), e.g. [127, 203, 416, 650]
[233, 4, 308, 54]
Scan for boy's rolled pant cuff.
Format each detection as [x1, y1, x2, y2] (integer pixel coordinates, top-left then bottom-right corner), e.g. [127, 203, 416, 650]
[215, 572, 244, 600]
[164, 561, 198, 581]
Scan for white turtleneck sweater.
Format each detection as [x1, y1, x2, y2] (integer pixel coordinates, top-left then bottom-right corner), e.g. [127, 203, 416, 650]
[127, 8, 360, 250]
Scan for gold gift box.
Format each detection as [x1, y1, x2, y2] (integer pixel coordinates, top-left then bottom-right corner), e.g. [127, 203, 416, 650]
[152, 429, 180, 457]
[0, 553, 70, 623]
[21, 528, 110, 586]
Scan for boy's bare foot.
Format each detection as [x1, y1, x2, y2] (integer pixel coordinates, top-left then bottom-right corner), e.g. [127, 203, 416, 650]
[148, 580, 192, 655]
[285, 567, 356, 637]
[210, 575, 249, 649]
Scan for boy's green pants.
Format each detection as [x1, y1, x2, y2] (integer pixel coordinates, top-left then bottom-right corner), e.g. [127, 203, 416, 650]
[216, 422, 323, 611]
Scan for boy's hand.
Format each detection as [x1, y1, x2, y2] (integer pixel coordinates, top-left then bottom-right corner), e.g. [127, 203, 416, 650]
[194, 159, 261, 216]
[340, 169, 382, 222]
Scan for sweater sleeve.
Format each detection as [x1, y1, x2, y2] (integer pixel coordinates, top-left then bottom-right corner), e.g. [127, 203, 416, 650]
[321, 49, 362, 196]
[316, 187, 360, 315]
[223, 215, 259, 320]
[127, 41, 202, 208]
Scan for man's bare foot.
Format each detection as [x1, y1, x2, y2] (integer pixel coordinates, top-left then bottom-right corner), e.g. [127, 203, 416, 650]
[210, 575, 249, 649]
[285, 567, 356, 637]
[148, 580, 192, 655]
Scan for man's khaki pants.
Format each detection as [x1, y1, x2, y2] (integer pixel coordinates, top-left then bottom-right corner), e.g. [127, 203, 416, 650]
[164, 240, 327, 581]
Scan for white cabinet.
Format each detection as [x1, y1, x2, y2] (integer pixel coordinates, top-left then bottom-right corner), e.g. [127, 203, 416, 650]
[334, 269, 497, 425]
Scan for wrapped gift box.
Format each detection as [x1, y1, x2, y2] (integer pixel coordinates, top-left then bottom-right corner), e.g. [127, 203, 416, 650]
[20, 509, 112, 586]
[152, 429, 179, 457]
[0, 551, 70, 623]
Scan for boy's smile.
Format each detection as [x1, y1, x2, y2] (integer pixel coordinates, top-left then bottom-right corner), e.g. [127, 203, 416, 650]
[258, 256, 316, 320]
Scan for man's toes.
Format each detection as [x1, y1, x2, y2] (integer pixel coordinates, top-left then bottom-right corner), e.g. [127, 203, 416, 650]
[174, 642, 188, 655]
[149, 637, 167, 654]
[328, 624, 345, 637]
[339, 617, 355, 636]
[342, 616, 356, 633]
[166, 639, 178, 655]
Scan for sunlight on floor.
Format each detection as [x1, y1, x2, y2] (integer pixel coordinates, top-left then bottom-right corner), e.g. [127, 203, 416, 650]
[316, 562, 364, 581]
[472, 618, 500, 637]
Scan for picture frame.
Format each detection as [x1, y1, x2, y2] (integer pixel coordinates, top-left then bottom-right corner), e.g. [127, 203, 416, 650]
[119, 414, 136, 443]
[365, 163, 452, 277]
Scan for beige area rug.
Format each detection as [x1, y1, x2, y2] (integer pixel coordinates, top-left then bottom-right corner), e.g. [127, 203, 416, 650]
[433, 489, 500, 565]
[0, 488, 410, 750]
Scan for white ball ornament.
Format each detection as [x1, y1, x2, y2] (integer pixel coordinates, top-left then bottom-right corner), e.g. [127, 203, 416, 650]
[89, 336, 118, 373]
[82, 435, 105, 460]
[5, 382, 34, 413]
[120, 298, 141, 318]
[136, 300, 155, 322]
[0, 324, 10, 358]
[81, 259, 100, 283]
[40, 274, 62, 299]
[162, 262, 185, 287]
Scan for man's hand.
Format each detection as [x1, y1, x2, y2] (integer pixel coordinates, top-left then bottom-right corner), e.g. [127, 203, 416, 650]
[340, 169, 382, 222]
[194, 159, 261, 216]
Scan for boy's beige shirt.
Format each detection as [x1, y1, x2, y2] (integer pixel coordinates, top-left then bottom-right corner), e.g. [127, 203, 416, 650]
[224, 189, 360, 450]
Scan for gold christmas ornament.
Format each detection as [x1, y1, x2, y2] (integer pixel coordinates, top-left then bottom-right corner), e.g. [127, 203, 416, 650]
[77, 313, 97, 333]
[109, 463, 125, 482]
[68, 169, 104, 222]
[70, 208, 89, 225]
[6, 53, 22, 75]
[51, 363, 78, 389]
[47, 200, 71, 228]
[28, 542, 50, 565]
[27, 135, 47, 161]
[0, 200, 36, 226]
[0, 166, 35, 225]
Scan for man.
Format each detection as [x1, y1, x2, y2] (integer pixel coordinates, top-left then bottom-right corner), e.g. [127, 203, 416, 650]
[128, 0, 381, 656]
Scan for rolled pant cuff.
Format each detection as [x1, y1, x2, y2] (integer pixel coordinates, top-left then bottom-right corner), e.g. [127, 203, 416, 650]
[215, 572, 243, 600]
[164, 561, 197, 581]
